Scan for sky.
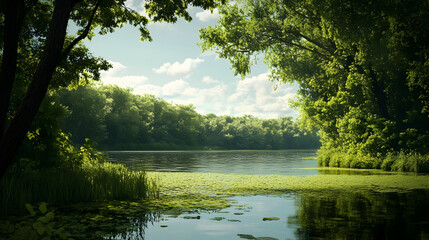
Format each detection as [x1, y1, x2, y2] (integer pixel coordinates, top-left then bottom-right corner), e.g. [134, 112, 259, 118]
[79, 1, 299, 119]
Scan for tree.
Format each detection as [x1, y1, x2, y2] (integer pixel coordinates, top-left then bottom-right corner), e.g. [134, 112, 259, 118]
[57, 86, 108, 145]
[0, 0, 224, 179]
[199, 0, 429, 165]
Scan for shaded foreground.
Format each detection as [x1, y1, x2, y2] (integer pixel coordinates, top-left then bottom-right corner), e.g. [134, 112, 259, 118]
[2, 170, 429, 239]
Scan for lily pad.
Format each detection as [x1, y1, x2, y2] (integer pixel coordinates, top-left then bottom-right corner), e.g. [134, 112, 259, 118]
[210, 217, 225, 221]
[238, 233, 256, 239]
[234, 212, 244, 215]
[228, 219, 241, 222]
[183, 216, 200, 220]
[216, 211, 229, 213]
[262, 217, 280, 221]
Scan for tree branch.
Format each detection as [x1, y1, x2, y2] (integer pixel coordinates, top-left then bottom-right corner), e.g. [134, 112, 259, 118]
[61, 0, 101, 60]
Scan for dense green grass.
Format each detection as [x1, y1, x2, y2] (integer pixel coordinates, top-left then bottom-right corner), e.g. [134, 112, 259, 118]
[318, 149, 429, 173]
[0, 161, 158, 217]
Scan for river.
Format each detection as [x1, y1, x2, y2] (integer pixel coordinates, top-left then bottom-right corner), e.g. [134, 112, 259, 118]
[107, 150, 429, 240]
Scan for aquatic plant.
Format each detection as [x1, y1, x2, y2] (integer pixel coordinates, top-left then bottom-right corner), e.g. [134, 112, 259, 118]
[0, 161, 158, 217]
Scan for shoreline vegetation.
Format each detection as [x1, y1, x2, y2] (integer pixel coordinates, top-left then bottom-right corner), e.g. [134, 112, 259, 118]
[318, 149, 429, 173]
[0, 160, 159, 218]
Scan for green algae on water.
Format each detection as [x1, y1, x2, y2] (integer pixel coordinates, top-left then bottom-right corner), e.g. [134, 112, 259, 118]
[148, 171, 429, 197]
[141, 171, 429, 214]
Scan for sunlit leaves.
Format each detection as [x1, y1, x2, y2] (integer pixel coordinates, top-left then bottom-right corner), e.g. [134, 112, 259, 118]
[199, 0, 429, 163]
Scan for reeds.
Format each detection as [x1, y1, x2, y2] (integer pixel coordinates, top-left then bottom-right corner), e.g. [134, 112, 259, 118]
[318, 149, 429, 173]
[0, 161, 158, 217]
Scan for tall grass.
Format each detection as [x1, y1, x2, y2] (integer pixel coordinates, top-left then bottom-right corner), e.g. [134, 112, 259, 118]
[0, 161, 158, 217]
[318, 148, 429, 173]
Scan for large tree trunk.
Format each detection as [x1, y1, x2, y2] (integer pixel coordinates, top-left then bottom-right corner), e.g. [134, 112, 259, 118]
[0, 0, 75, 179]
[0, 0, 24, 139]
[368, 68, 390, 120]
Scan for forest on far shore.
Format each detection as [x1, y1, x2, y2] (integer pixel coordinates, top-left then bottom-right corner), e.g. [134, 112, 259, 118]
[18, 84, 320, 162]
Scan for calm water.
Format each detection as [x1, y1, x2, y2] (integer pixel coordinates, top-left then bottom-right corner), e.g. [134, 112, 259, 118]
[107, 150, 319, 175]
[106, 150, 429, 240]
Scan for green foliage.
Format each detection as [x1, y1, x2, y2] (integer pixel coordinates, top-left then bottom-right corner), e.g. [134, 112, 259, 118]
[199, 0, 429, 170]
[56, 85, 320, 150]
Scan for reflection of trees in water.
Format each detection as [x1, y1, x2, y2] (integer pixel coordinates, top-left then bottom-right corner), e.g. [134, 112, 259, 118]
[291, 190, 429, 240]
[108, 152, 200, 172]
[108, 213, 159, 240]
[57, 206, 160, 239]
[109, 150, 318, 173]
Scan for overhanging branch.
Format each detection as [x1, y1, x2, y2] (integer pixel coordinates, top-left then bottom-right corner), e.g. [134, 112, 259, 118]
[61, 0, 101, 60]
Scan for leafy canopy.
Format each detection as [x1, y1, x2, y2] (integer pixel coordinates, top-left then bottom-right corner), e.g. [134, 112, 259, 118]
[199, 0, 429, 163]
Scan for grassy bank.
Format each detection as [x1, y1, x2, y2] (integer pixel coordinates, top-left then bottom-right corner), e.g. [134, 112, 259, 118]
[0, 161, 158, 217]
[318, 149, 429, 173]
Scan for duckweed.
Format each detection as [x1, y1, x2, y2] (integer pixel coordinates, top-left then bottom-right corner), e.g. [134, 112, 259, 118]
[147, 171, 429, 198]
[127, 171, 429, 218]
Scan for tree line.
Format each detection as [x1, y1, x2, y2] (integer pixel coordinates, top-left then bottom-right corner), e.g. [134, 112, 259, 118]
[55, 85, 320, 151]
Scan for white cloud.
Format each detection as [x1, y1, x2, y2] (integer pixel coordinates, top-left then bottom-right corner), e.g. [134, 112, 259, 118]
[125, 0, 149, 17]
[195, 9, 219, 22]
[133, 84, 161, 96]
[226, 72, 297, 118]
[202, 76, 220, 84]
[105, 60, 127, 75]
[153, 58, 204, 77]
[100, 61, 148, 88]
[161, 79, 190, 96]
[101, 75, 149, 89]
[132, 79, 229, 114]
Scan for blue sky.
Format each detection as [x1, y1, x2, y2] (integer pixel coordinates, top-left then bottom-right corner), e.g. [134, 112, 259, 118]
[80, 1, 299, 119]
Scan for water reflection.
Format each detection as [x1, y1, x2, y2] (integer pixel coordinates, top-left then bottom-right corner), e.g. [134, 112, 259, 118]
[107, 150, 319, 175]
[111, 190, 429, 240]
[291, 190, 429, 240]
[53, 204, 160, 239]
